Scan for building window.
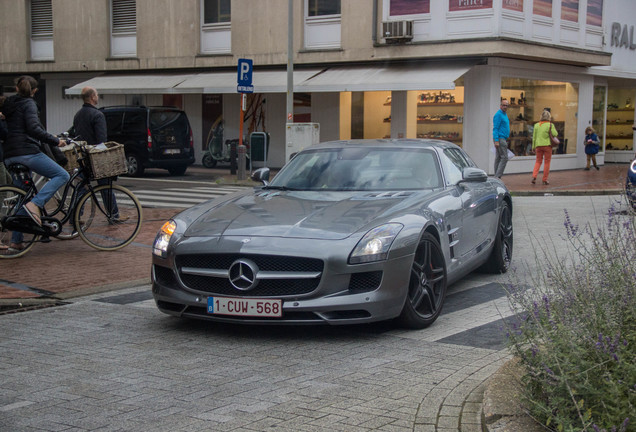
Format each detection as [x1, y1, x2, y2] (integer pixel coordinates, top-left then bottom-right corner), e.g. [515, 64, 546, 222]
[502, 77, 579, 157]
[586, 0, 603, 26]
[30, 0, 54, 60]
[307, 0, 341, 16]
[204, 0, 231, 23]
[533, 0, 552, 18]
[110, 0, 137, 57]
[305, 0, 341, 49]
[389, 0, 430, 16]
[201, 0, 231, 54]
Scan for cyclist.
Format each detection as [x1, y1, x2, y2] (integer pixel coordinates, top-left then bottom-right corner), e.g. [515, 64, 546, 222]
[1, 75, 69, 249]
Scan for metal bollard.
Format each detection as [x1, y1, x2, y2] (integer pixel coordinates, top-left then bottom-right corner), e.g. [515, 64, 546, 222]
[237, 144, 246, 180]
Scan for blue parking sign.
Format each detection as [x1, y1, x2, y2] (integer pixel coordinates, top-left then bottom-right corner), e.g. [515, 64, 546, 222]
[237, 58, 254, 93]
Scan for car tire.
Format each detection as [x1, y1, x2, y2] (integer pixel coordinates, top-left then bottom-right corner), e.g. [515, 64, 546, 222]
[168, 165, 187, 176]
[479, 201, 513, 274]
[126, 153, 144, 177]
[202, 154, 217, 168]
[397, 232, 448, 329]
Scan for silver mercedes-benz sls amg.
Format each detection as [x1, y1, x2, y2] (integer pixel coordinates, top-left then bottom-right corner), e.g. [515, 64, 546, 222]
[151, 139, 513, 329]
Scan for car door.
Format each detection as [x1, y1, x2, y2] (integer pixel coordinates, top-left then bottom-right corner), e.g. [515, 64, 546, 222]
[441, 148, 497, 265]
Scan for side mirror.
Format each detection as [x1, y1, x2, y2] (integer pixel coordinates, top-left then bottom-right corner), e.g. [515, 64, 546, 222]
[251, 167, 270, 185]
[460, 167, 488, 183]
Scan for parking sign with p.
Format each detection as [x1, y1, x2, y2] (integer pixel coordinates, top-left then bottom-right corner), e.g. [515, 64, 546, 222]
[237, 58, 254, 93]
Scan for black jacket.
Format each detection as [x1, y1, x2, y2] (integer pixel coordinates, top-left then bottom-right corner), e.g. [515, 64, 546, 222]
[1, 94, 60, 159]
[0, 117, 7, 160]
[73, 103, 107, 145]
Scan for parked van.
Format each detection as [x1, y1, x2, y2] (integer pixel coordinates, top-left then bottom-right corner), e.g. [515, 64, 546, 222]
[100, 106, 195, 176]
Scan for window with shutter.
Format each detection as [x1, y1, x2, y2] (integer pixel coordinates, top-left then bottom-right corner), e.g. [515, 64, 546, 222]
[304, 0, 341, 49]
[29, 0, 54, 60]
[200, 0, 231, 54]
[111, 0, 137, 57]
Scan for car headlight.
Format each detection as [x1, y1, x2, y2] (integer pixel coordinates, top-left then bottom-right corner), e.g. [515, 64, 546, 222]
[349, 223, 403, 264]
[153, 220, 176, 258]
[630, 159, 636, 174]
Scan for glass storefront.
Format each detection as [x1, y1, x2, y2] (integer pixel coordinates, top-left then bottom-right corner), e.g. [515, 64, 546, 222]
[605, 87, 634, 153]
[341, 87, 465, 145]
[592, 85, 606, 152]
[502, 77, 579, 157]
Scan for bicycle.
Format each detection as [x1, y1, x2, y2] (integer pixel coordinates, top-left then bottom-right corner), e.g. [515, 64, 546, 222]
[33, 172, 80, 240]
[0, 139, 143, 258]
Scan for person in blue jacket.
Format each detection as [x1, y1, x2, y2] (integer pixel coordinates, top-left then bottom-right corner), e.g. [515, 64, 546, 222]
[583, 126, 600, 170]
[493, 99, 511, 178]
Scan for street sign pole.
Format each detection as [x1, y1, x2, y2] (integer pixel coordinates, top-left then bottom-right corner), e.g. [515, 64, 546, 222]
[237, 58, 254, 180]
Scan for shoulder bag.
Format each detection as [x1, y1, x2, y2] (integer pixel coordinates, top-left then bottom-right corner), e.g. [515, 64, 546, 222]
[548, 121, 560, 147]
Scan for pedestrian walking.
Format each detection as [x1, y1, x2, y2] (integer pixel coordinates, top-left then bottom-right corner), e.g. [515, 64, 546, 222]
[493, 99, 510, 178]
[583, 126, 600, 170]
[72, 86, 123, 220]
[1, 76, 69, 240]
[531, 109, 558, 185]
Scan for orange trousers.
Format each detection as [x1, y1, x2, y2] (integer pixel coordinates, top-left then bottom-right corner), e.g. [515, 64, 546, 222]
[533, 146, 553, 182]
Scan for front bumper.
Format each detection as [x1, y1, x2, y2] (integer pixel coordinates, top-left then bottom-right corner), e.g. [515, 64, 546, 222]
[151, 242, 413, 326]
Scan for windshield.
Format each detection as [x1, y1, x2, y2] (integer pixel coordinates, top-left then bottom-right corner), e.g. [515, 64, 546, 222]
[149, 111, 189, 133]
[269, 147, 442, 191]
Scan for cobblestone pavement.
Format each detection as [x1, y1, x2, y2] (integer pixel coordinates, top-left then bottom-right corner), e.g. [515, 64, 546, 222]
[1, 290, 511, 432]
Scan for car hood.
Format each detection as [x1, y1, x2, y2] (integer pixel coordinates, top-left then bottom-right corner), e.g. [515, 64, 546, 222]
[183, 189, 421, 240]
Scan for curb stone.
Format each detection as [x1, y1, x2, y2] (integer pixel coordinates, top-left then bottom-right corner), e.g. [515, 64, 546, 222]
[481, 358, 544, 432]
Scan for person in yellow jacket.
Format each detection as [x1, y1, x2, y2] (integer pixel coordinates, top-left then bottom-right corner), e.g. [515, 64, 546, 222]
[531, 110, 558, 185]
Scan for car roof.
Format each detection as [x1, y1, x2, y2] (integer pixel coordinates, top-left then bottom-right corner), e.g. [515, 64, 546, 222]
[100, 105, 185, 113]
[306, 138, 459, 151]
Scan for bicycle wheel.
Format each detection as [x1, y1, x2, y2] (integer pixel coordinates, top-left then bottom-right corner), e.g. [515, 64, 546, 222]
[42, 175, 82, 240]
[74, 184, 142, 251]
[0, 186, 40, 258]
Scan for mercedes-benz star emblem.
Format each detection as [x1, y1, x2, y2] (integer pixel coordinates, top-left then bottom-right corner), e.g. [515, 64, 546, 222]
[228, 259, 259, 291]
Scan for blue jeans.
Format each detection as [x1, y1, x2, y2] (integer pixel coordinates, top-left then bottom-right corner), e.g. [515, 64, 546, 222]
[5, 152, 70, 244]
[5, 152, 70, 208]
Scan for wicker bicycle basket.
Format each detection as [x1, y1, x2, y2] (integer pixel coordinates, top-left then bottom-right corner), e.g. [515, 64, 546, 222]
[87, 142, 127, 179]
[60, 142, 84, 172]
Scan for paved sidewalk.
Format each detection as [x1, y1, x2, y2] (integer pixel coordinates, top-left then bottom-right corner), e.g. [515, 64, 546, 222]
[0, 163, 628, 305]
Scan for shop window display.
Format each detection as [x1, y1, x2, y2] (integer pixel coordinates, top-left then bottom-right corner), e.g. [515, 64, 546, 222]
[604, 88, 634, 153]
[592, 85, 606, 151]
[382, 87, 464, 145]
[502, 77, 579, 157]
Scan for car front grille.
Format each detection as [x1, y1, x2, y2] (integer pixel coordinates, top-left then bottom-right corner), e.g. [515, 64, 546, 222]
[175, 254, 324, 297]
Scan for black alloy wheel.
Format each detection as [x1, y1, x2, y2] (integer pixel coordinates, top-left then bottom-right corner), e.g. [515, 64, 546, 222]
[480, 201, 513, 274]
[398, 232, 447, 329]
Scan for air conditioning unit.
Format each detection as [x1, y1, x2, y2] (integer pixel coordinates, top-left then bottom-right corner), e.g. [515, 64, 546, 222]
[382, 20, 413, 42]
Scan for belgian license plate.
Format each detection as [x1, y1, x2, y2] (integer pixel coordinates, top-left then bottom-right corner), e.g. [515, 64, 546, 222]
[164, 149, 180, 154]
[208, 297, 282, 318]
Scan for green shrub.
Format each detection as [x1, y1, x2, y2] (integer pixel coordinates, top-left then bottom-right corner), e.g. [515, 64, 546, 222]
[506, 202, 635, 432]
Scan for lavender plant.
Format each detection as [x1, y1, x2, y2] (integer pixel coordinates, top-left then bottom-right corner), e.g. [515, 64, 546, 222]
[506, 202, 635, 431]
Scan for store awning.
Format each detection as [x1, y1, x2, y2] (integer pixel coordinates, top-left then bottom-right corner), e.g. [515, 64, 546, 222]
[64, 62, 475, 96]
[296, 62, 475, 92]
[175, 69, 323, 93]
[65, 74, 195, 95]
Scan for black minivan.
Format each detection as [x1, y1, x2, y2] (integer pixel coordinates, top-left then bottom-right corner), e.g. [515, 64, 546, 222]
[101, 106, 195, 176]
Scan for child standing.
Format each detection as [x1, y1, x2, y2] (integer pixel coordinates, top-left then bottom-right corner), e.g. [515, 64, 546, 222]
[584, 126, 600, 170]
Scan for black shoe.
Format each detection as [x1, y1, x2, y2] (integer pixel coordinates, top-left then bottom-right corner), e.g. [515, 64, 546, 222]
[594, 166, 600, 170]
[584, 167, 590, 171]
